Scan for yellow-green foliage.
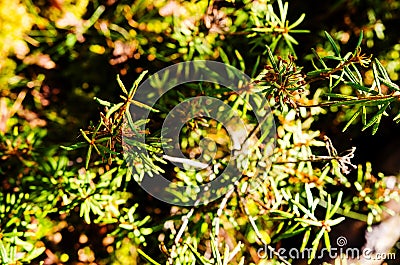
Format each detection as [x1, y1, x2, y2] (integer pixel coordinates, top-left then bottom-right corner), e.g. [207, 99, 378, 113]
[0, 0, 33, 89]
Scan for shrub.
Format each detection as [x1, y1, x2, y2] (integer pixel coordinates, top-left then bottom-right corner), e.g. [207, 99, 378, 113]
[1, 0, 399, 264]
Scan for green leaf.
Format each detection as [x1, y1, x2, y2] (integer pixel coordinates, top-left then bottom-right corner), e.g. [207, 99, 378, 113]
[126, 98, 159, 112]
[361, 106, 367, 125]
[268, 4, 283, 27]
[218, 47, 230, 65]
[119, 223, 134, 230]
[283, 32, 299, 45]
[305, 183, 313, 208]
[94, 97, 112, 107]
[278, 0, 288, 24]
[136, 215, 151, 227]
[324, 31, 341, 57]
[342, 108, 361, 132]
[323, 230, 331, 251]
[210, 233, 222, 265]
[310, 228, 325, 263]
[307, 68, 332, 77]
[394, 112, 400, 123]
[83, 5, 106, 31]
[352, 64, 362, 84]
[374, 58, 390, 80]
[371, 114, 382, 135]
[378, 76, 400, 92]
[325, 194, 332, 220]
[187, 243, 212, 265]
[130, 70, 148, 97]
[117, 74, 128, 94]
[97, 144, 119, 156]
[269, 34, 282, 53]
[60, 142, 87, 151]
[288, 13, 306, 30]
[362, 101, 391, 131]
[270, 210, 295, 219]
[300, 229, 311, 252]
[86, 144, 92, 169]
[234, 50, 245, 71]
[367, 212, 374, 226]
[23, 247, 46, 262]
[289, 29, 311, 33]
[80, 200, 91, 224]
[365, 97, 397, 106]
[80, 129, 92, 143]
[372, 62, 382, 93]
[223, 242, 243, 265]
[291, 199, 317, 221]
[9, 235, 15, 262]
[137, 249, 161, 265]
[283, 34, 296, 56]
[106, 102, 124, 119]
[251, 56, 261, 78]
[295, 218, 322, 227]
[326, 217, 345, 226]
[311, 48, 328, 69]
[275, 226, 309, 241]
[346, 82, 378, 95]
[355, 30, 364, 51]
[343, 66, 359, 83]
[327, 191, 343, 219]
[65, 33, 77, 47]
[266, 46, 278, 71]
[0, 240, 9, 263]
[323, 55, 343, 61]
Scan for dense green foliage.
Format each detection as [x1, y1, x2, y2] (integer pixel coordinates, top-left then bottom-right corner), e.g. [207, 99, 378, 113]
[1, 0, 400, 264]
